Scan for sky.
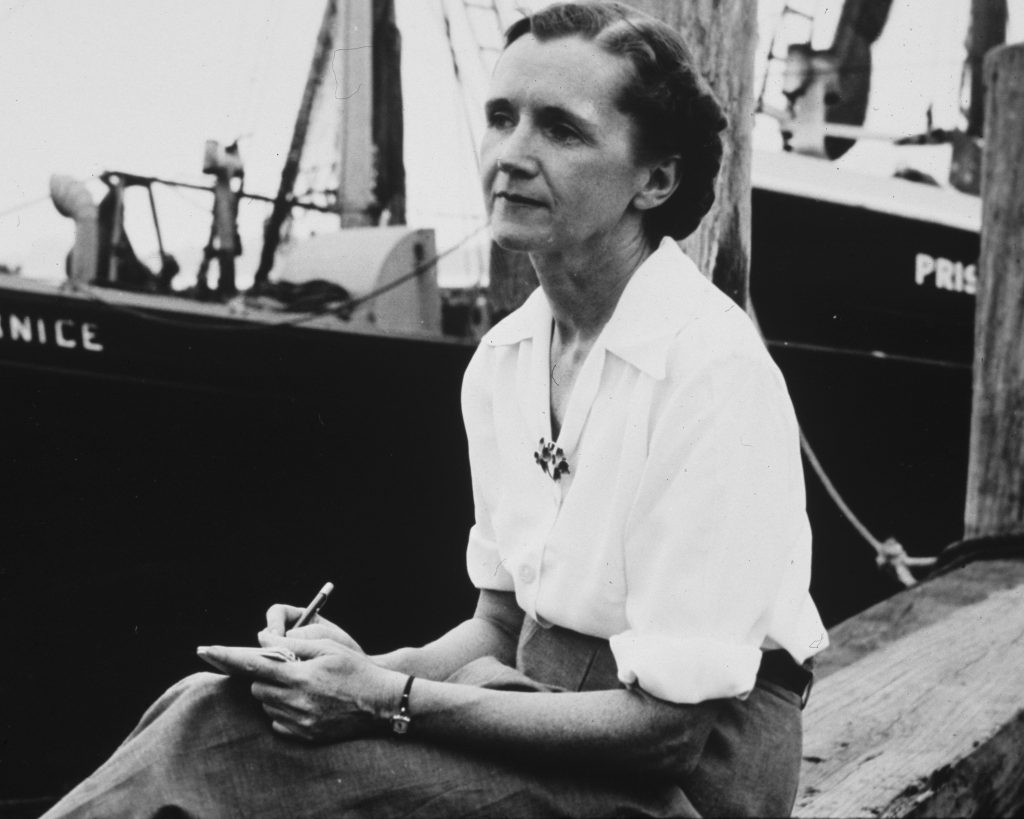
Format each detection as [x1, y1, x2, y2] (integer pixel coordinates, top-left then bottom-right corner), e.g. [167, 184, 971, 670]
[0, 0, 1021, 287]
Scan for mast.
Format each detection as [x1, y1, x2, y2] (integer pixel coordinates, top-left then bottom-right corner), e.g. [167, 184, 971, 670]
[254, 0, 407, 285]
[253, 0, 339, 288]
[335, 0, 407, 226]
[334, 0, 376, 227]
[950, 0, 1008, 194]
[371, 0, 406, 225]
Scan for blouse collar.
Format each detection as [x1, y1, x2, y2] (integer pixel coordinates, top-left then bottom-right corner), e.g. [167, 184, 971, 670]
[484, 238, 721, 381]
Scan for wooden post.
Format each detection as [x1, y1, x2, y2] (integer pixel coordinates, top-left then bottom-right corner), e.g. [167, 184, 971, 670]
[629, 0, 755, 307]
[488, 242, 538, 321]
[964, 43, 1024, 540]
[488, 0, 755, 311]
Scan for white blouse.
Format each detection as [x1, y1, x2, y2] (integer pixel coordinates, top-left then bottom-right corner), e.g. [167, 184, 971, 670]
[462, 238, 828, 704]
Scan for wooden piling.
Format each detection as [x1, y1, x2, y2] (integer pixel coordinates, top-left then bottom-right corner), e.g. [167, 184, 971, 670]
[629, 0, 756, 307]
[964, 43, 1024, 541]
[949, 0, 1007, 194]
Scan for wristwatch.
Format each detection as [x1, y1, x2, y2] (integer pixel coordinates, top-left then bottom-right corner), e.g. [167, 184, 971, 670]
[390, 675, 415, 735]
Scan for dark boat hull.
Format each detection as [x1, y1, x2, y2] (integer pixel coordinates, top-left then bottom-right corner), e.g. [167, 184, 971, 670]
[751, 154, 979, 626]
[0, 282, 478, 799]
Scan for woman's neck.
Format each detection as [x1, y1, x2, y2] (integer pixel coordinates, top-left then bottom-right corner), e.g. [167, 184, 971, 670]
[530, 231, 653, 344]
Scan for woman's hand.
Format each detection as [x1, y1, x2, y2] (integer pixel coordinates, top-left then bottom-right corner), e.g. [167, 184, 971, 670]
[262, 603, 364, 653]
[256, 636, 402, 742]
[201, 637, 404, 743]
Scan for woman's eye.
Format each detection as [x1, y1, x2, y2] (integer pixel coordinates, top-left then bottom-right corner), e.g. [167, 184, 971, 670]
[486, 110, 514, 129]
[547, 123, 580, 143]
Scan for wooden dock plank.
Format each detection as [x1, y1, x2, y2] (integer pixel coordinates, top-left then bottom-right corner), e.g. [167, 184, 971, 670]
[813, 559, 1024, 680]
[795, 568, 1024, 817]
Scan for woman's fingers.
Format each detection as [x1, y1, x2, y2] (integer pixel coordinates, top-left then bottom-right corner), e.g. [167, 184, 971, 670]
[256, 681, 365, 743]
[287, 622, 364, 652]
[256, 634, 342, 663]
[197, 646, 296, 681]
[262, 605, 363, 652]
[270, 719, 307, 740]
[255, 688, 306, 721]
[264, 603, 304, 636]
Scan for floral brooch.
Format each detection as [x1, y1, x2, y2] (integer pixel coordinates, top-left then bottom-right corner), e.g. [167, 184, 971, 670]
[534, 437, 569, 481]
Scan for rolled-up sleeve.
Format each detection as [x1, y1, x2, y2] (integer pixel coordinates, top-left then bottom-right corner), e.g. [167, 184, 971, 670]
[611, 345, 810, 703]
[462, 345, 515, 592]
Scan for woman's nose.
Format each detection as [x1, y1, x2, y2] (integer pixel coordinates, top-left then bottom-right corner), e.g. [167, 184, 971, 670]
[493, 125, 539, 177]
[495, 153, 538, 178]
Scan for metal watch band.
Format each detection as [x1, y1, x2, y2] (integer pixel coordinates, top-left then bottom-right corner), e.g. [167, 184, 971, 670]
[390, 675, 415, 735]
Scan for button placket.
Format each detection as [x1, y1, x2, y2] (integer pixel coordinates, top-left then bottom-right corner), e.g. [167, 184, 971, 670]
[525, 483, 564, 610]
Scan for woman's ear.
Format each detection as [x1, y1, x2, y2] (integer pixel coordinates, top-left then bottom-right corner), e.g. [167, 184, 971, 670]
[632, 155, 681, 211]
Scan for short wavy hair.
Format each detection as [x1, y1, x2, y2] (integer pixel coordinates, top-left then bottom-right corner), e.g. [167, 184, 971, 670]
[504, 1, 727, 242]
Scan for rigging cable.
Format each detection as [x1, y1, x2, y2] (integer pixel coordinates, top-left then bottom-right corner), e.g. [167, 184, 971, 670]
[746, 299, 937, 587]
[342, 221, 488, 313]
[765, 339, 970, 372]
[161, 180, 218, 215]
[438, 0, 485, 174]
[0, 192, 59, 218]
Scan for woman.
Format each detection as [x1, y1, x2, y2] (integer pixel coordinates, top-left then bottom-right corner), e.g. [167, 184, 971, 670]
[44, 3, 827, 816]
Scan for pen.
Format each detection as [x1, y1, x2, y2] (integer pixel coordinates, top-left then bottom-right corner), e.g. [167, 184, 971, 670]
[293, 581, 334, 629]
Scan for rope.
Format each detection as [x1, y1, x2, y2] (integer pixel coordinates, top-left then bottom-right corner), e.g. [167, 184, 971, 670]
[61, 221, 490, 334]
[745, 300, 936, 587]
[0, 193, 56, 218]
[798, 428, 936, 586]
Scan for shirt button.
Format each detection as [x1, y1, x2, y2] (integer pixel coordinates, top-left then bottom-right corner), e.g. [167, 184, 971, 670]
[518, 565, 536, 584]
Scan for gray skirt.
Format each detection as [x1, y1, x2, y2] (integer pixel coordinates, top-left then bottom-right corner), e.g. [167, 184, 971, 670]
[43, 620, 803, 818]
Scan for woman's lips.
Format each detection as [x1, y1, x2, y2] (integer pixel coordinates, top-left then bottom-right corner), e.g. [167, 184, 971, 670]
[494, 191, 546, 207]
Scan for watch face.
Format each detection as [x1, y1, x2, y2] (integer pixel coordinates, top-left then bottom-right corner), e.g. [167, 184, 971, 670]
[392, 715, 411, 735]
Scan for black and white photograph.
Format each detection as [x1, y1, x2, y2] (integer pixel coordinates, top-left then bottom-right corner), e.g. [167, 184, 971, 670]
[1, 1, 1023, 816]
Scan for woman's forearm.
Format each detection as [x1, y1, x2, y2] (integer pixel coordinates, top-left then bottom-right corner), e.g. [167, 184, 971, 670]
[364, 590, 716, 775]
[373, 590, 523, 680]
[395, 680, 718, 778]
[373, 618, 512, 679]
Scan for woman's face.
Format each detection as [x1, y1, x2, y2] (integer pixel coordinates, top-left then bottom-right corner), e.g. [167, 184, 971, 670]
[480, 33, 651, 257]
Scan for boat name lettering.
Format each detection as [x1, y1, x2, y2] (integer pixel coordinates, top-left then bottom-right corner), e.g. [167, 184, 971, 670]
[0, 313, 104, 352]
[915, 253, 976, 295]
